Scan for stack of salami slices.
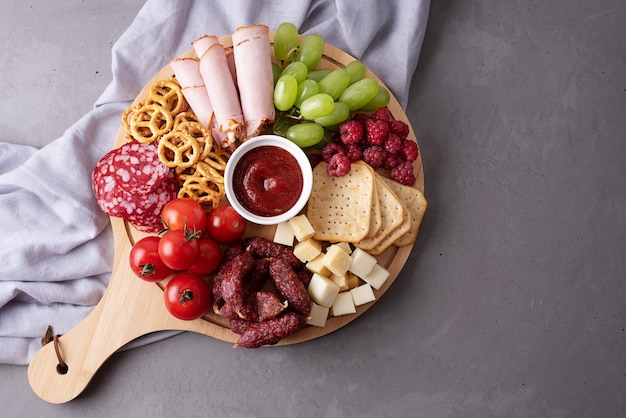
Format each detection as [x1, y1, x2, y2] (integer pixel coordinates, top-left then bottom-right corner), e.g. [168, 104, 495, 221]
[92, 142, 177, 232]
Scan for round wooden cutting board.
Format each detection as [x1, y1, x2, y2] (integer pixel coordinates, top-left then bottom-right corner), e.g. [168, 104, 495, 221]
[28, 32, 425, 404]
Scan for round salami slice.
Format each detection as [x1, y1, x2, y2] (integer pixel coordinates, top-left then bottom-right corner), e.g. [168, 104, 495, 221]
[92, 142, 177, 232]
[125, 172, 179, 232]
[109, 142, 171, 195]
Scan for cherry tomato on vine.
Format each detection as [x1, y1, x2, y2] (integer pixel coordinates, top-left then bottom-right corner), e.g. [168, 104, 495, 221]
[187, 238, 222, 276]
[163, 273, 211, 320]
[161, 198, 207, 234]
[129, 236, 172, 282]
[158, 228, 201, 271]
[207, 205, 247, 244]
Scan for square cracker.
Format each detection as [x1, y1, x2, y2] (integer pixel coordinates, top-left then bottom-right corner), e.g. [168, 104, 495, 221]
[367, 178, 383, 237]
[354, 174, 406, 251]
[367, 192, 412, 255]
[380, 176, 428, 247]
[306, 161, 375, 243]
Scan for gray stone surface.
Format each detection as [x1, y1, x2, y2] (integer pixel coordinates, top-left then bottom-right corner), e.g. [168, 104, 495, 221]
[1, 0, 624, 417]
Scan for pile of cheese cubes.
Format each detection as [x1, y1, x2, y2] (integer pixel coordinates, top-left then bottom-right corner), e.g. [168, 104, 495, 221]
[274, 214, 391, 327]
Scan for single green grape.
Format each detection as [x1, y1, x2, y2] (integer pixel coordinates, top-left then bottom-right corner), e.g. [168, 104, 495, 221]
[295, 34, 324, 71]
[280, 61, 308, 84]
[272, 62, 282, 85]
[307, 68, 331, 82]
[295, 79, 320, 108]
[345, 60, 367, 85]
[286, 122, 325, 148]
[299, 93, 335, 119]
[359, 85, 391, 111]
[274, 74, 298, 111]
[318, 68, 350, 100]
[338, 77, 380, 111]
[274, 22, 299, 61]
[314, 101, 350, 127]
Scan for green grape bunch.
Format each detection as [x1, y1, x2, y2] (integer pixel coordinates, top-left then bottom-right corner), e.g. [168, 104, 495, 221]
[271, 22, 390, 148]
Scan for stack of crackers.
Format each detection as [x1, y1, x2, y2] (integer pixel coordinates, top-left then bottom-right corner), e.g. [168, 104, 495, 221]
[306, 161, 427, 255]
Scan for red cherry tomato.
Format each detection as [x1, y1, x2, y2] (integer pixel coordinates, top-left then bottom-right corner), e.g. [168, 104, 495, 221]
[163, 273, 211, 320]
[161, 198, 207, 234]
[187, 238, 222, 275]
[129, 236, 173, 282]
[207, 205, 247, 244]
[158, 228, 200, 271]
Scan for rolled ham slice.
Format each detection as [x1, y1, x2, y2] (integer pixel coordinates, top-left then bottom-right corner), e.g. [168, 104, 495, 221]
[200, 43, 244, 148]
[169, 58, 212, 126]
[169, 57, 228, 147]
[232, 24, 275, 138]
[193, 34, 237, 87]
[192, 35, 219, 59]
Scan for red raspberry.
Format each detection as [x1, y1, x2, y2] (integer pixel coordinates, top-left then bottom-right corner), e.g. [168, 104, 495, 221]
[344, 143, 363, 162]
[383, 151, 402, 170]
[327, 153, 351, 177]
[389, 120, 410, 139]
[390, 161, 416, 186]
[321, 141, 345, 163]
[352, 113, 370, 123]
[400, 140, 419, 162]
[383, 132, 402, 154]
[372, 107, 392, 122]
[362, 145, 386, 168]
[364, 119, 389, 145]
[338, 120, 364, 144]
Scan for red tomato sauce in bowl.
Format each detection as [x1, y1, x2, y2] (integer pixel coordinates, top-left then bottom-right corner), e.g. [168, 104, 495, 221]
[232, 145, 303, 217]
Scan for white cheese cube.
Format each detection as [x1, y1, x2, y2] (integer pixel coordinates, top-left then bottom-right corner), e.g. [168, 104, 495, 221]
[334, 241, 352, 255]
[306, 254, 331, 277]
[361, 263, 390, 290]
[307, 273, 340, 308]
[273, 221, 295, 246]
[330, 291, 356, 316]
[307, 302, 330, 327]
[322, 244, 353, 277]
[348, 247, 378, 278]
[329, 272, 350, 291]
[350, 283, 376, 306]
[288, 214, 315, 242]
[347, 273, 360, 290]
[293, 238, 322, 262]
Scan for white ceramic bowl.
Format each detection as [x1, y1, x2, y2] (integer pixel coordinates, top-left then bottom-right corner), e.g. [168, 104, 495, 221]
[224, 135, 313, 225]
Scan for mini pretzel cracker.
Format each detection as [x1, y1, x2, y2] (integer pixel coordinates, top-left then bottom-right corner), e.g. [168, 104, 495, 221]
[177, 175, 226, 210]
[201, 149, 229, 173]
[174, 111, 200, 128]
[195, 161, 225, 184]
[157, 131, 200, 168]
[175, 121, 213, 160]
[148, 78, 188, 115]
[121, 103, 137, 138]
[129, 102, 174, 144]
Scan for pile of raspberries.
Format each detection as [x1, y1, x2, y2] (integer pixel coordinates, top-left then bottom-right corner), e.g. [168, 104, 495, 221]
[316, 107, 418, 186]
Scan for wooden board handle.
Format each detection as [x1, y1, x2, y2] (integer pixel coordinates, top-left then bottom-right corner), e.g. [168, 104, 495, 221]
[27, 218, 230, 404]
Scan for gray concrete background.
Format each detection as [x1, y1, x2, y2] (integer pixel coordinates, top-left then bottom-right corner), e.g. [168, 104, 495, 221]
[1, 0, 624, 417]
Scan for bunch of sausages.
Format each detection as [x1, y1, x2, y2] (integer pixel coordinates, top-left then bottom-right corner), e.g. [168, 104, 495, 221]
[170, 24, 275, 150]
[212, 237, 313, 348]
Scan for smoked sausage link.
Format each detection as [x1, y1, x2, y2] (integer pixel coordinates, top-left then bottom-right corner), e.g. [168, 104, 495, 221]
[269, 258, 311, 317]
[247, 236, 305, 271]
[234, 312, 307, 348]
